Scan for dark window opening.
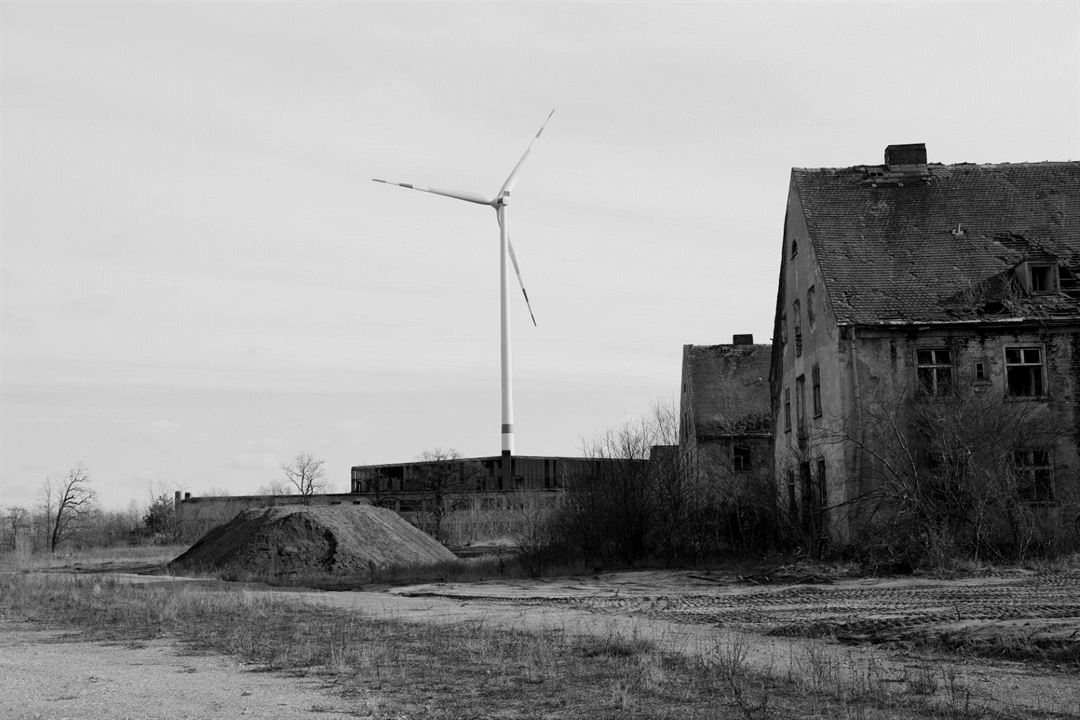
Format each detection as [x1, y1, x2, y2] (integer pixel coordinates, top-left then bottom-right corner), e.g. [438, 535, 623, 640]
[916, 348, 953, 396]
[811, 365, 822, 417]
[974, 360, 989, 383]
[793, 300, 802, 357]
[795, 375, 806, 431]
[816, 459, 827, 513]
[1012, 450, 1054, 503]
[733, 445, 751, 472]
[791, 238, 798, 257]
[1030, 264, 1058, 294]
[786, 469, 796, 519]
[807, 286, 816, 328]
[1005, 346, 1045, 397]
[783, 388, 791, 433]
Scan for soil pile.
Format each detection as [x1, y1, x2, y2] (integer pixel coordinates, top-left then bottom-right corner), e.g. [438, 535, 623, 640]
[169, 504, 456, 580]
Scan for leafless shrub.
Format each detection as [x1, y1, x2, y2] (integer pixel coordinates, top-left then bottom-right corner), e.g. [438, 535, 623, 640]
[835, 384, 1077, 564]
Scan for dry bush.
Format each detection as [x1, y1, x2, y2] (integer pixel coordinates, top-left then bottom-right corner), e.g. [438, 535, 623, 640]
[842, 385, 1079, 565]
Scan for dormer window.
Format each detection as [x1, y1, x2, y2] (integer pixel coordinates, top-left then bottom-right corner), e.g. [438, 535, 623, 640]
[1018, 261, 1059, 295]
[1030, 264, 1058, 293]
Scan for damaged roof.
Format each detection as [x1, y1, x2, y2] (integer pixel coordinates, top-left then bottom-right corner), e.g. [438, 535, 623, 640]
[683, 344, 771, 438]
[792, 161, 1080, 325]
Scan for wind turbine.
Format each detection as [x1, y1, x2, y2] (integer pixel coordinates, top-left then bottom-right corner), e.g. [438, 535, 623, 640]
[373, 110, 554, 477]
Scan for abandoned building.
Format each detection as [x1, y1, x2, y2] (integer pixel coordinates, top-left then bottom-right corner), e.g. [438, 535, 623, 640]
[349, 454, 638, 511]
[771, 144, 1080, 546]
[678, 335, 773, 492]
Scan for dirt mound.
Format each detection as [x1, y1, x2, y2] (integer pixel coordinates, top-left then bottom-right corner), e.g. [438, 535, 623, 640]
[169, 504, 457, 580]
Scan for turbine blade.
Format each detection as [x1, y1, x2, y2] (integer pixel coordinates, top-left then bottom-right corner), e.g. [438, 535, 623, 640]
[372, 179, 491, 205]
[507, 236, 537, 327]
[498, 109, 555, 199]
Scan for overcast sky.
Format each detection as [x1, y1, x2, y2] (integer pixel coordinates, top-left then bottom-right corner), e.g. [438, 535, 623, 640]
[3, 1, 1078, 510]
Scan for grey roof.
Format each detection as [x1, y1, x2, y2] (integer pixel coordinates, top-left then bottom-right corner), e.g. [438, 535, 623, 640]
[792, 161, 1080, 325]
[683, 344, 772, 438]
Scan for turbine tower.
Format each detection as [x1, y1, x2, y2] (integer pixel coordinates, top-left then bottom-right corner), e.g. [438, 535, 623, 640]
[373, 110, 554, 480]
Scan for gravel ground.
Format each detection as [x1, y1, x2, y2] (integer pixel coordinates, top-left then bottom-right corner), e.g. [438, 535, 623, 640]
[0, 622, 355, 720]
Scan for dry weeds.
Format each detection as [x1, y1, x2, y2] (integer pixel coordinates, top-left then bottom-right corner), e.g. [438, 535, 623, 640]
[0, 571, 1044, 719]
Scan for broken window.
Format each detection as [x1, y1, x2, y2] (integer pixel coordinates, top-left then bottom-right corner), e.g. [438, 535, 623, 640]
[1011, 450, 1054, 503]
[1005, 346, 1045, 397]
[793, 300, 802, 357]
[812, 365, 822, 417]
[1029, 264, 1058, 294]
[807, 286, 816, 329]
[733, 445, 751, 472]
[973, 359, 990, 384]
[783, 388, 791, 433]
[795, 375, 806, 431]
[916, 348, 953, 396]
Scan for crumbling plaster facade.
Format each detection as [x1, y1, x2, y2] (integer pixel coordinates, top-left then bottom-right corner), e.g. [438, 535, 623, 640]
[679, 341, 773, 498]
[771, 148, 1080, 546]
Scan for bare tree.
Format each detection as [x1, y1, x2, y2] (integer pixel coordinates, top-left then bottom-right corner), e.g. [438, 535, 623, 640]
[3, 506, 30, 551]
[415, 448, 483, 542]
[557, 413, 663, 565]
[280, 452, 327, 498]
[46, 463, 96, 553]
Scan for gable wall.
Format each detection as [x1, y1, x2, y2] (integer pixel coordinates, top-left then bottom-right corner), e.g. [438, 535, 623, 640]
[773, 186, 856, 542]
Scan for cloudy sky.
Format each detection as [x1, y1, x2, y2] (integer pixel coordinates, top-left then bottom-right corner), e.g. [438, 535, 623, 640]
[3, 2, 1078, 510]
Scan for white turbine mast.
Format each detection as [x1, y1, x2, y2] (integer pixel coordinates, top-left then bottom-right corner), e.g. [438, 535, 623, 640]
[373, 110, 554, 468]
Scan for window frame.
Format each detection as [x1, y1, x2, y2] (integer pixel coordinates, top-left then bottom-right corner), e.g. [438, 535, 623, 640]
[1004, 345, 1047, 398]
[732, 445, 751, 472]
[811, 364, 822, 417]
[915, 347, 954, 397]
[807, 285, 816, 329]
[1011, 449, 1054, 504]
[795, 374, 806, 431]
[1028, 263, 1059, 294]
[792, 300, 802, 357]
[783, 388, 792, 433]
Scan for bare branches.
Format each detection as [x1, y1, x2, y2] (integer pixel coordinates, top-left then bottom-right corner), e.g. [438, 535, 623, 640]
[414, 448, 484, 542]
[48, 463, 96, 553]
[831, 383, 1069, 562]
[280, 452, 327, 498]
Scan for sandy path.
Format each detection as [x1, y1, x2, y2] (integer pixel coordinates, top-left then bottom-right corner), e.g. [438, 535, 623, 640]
[269, 574, 1080, 718]
[0, 621, 355, 720]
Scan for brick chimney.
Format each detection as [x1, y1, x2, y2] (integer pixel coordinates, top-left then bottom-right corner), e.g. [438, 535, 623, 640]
[885, 143, 927, 167]
[732, 333, 753, 345]
[868, 143, 930, 185]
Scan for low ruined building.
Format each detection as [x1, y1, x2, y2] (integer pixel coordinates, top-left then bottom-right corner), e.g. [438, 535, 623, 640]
[679, 337, 773, 491]
[349, 455, 637, 511]
[771, 145, 1080, 547]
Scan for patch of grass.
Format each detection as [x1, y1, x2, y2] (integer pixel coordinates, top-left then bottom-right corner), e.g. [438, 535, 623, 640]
[0, 572, 1029, 719]
[0, 544, 187, 573]
[919, 628, 1080, 667]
